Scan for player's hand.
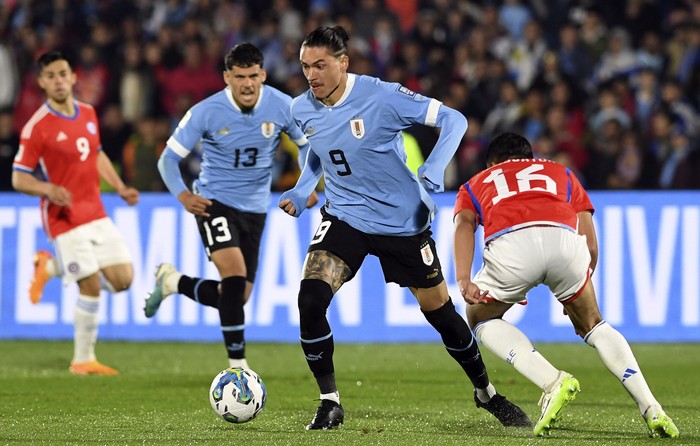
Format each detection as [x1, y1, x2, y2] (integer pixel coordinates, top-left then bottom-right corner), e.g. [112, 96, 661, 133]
[279, 189, 306, 217]
[417, 165, 444, 193]
[46, 184, 72, 206]
[279, 198, 297, 216]
[306, 190, 319, 208]
[178, 190, 212, 217]
[118, 186, 140, 206]
[458, 279, 489, 305]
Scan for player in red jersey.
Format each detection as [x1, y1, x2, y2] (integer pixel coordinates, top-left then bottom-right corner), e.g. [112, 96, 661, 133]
[12, 51, 139, 376]
[453, 132, 679, 438]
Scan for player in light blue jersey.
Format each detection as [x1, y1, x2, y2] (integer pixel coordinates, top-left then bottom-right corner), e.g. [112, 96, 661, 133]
[145, 43, 317, 369]
[279, 26, 531, 431]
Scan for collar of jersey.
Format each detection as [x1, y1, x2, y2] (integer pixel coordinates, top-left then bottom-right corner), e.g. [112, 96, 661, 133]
[320, 73, 356, 108]
[225, 85, 265, 112]
[46, 100, 80, 120]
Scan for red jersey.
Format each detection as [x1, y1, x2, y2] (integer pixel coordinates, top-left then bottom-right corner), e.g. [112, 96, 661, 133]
[454, 158, 594, 243]
[13, 101, 107, 238]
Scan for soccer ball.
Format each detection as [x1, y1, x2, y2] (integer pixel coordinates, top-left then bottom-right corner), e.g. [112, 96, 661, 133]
[209, 367, 267, 423]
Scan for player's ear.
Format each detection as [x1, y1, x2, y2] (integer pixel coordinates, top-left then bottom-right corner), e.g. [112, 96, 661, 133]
[339, 55, 349, 71]
[260, 68, 267, 83]
[223, 70, 231, 86]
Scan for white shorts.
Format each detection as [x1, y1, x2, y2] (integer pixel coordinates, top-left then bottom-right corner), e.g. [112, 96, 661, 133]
[53, 217, 132, 282]
[472, 226, 591, 304]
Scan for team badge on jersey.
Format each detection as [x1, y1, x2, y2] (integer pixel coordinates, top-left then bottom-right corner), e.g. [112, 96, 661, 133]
[420, 242, 434, 266]
[87, 122, 97, 135]
[350, 118, 365, 139]
[261, 122, 275, 138]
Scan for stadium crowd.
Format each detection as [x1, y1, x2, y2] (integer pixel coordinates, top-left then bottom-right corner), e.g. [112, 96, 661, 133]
[1, 0, 699, 191]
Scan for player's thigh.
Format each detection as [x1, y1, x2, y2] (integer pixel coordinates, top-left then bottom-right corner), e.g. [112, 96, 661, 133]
[373, 228, 444, 290]
[409, 280, 449, 311]
[76, 272, 102, 297]
[562, 280, 603, 337]
[54, 225, 101, 283]
[100, 263, 133, 291]
[211, 247, 246, 278]
[304, 211, 367, 292]
[466, 300, 514, 328]
[90, 218, 133, 268]
[196, 200, 244, 258]
[238, 212, 266, 283]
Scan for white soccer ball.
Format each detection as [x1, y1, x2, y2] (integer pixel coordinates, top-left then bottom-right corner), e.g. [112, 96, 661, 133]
[209, 367, 267, 423]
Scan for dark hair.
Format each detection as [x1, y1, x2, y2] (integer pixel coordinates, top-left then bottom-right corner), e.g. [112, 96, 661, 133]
[486, 132, 533, 164]
[301, 26, 350, 57]
[37, 51, 73, 71]
[224, 42, 264, 70]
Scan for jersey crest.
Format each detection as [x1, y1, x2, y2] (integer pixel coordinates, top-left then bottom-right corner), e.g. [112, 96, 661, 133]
[420, 242, 434, 266]
[261, 121, 275, 138]
[350, 118, 365, 139]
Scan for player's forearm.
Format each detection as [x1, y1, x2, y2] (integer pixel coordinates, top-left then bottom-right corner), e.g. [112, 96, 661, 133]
[158, 149, 188, 197]
[11, 170, 52, 197]
[453, 215, 477, 282]
[424, 106, 468, 173]
[97, 151, 127, 192]
[295, 149, 323, 195]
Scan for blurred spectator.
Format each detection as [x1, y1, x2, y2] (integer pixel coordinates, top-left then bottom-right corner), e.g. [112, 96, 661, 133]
[660, 78, 700, 138]
[590, 87, 632, 133]
[579, 7, 608, 65]
[74, 43, 110, 112]
[557, 22, 592, 85]
[498, 0, 532, 41]
[658, 129, 700, 189]
[482, 79, 521, 138]
[100, 104, 133, 176]
[633, 68, 660, 128]
[636, 31, 665, 72]
[0, 41, 18, 110]
[5, 0, 700, 191]
[122, 115, 167, 191]
[160, 40, 222, 117]
[0, 109, 18, 190]
[119, 40, 157, 124]
[593, 27, 637, 85]
[585, 117, 625, 189]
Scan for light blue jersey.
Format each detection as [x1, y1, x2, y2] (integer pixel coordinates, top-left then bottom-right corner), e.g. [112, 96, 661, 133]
[161, 85, 308, 213]
[285, 74, 467, 236]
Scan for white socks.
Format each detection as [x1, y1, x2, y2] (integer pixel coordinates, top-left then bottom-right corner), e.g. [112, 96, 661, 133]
[320, 391, 340, 404]
[46, 258, 60, 278]
[474, 383, 497, 403]
[229, 358, 249, 369]
[73, 294, 100, 363]
[475, 318, 561, 390]
[164, 270, 182, 296]
[585, 321, 660, 415]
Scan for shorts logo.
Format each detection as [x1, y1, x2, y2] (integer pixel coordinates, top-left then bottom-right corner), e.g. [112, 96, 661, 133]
[349, 118, 365, 139]
[86, 122, 97, 134]
[67, 262, 80, 274]
[397, 85, 416, 97]
[261, 122, 275, 138]
[420, 242, 434, 266]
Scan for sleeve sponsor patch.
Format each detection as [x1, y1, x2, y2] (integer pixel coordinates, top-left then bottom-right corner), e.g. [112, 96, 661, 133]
[396, 85, 416, 97]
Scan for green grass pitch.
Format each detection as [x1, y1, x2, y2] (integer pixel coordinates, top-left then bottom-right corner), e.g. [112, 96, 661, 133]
[0, 341, 697, 445]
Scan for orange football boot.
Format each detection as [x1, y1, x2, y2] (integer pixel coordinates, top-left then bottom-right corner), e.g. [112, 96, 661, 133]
[69, 360, 119, 376]
[29, 250, 52, 304]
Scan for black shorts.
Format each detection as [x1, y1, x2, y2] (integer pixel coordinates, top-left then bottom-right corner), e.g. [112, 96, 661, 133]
[307, 208, 444, 288]
[195, 200, 266, 283]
